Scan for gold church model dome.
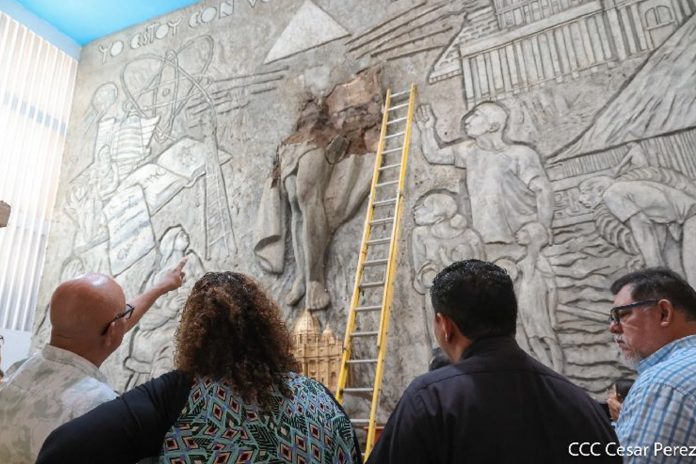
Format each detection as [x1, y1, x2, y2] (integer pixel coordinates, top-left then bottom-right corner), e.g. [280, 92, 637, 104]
[293, 309, 321, 336]
[321, 326, 336, 342]
[290, 309, 342, 393]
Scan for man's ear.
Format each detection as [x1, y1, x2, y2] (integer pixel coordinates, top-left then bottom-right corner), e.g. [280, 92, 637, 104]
[436, 313, 453, 340]
[488, 121, 501, 133]
[102, 321, 118, 348]
[658, 299, 675, 327]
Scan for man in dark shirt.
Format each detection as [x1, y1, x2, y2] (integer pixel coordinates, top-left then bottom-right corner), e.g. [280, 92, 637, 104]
[368, 259, 620, 463]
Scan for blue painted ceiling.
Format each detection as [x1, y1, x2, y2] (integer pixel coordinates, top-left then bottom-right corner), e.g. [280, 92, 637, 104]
[16, 0, 200, 45]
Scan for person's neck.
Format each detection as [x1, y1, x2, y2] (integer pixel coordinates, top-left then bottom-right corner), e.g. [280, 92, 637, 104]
[444, 335, 473, 362]
[522, 245, 540, 264]
[431, 219, 453, 237]
[474, 132, 506, 152]
[49, 337, 105, 368]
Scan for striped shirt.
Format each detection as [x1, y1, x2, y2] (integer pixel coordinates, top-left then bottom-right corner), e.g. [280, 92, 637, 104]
[616, 335, 696, 463]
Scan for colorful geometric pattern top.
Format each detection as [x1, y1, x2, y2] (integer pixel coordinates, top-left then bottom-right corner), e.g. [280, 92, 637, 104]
[160, 372, 361, 464]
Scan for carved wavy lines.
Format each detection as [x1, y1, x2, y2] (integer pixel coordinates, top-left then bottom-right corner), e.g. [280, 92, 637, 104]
[187, 66, 289, 117]
[346, 0, 472, 62]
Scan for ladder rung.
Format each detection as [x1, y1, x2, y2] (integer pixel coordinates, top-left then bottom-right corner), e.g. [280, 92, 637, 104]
[363, 258, 388, 267]
[379, 163, 400, 171]
[385, 131, 405, 139]
[367, 237, 391, 246]
[356, 305, 382, 312]
[350, 418, 371, 424]
[351, 331, 379, 337]
[370, 217, 394, 225]
[360, 280, 384, 288]
[345, 387, 374, 393]
[391, 90, 410, 98]
[373, 198, 397, 207]
[388, 102, 409, 111]
[347, 359, 378, 364]
[387, 117, 407, 125]
[376, 180, 398, 188]
[383, 147, 403, 154]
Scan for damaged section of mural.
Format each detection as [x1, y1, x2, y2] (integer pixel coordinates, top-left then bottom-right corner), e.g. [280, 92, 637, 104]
[254, 69, 381, 310]
[34, 0, 695, 409]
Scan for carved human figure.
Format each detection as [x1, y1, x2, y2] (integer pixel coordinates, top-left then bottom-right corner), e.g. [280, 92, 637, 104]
[411, 191, 485, 348]
[254, 72, 380, 310]
[282, 140, 333, 310]
[65, 144, 120, 252]
[124, 226, 204, 388]
[84, 83, 119, 134]
[514, 222, 564, 373]
[416, 102, 554, 246]
[578, 169, 696, 287]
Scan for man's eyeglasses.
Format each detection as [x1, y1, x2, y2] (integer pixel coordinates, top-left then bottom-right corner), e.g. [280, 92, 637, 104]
[101, 304, 135, 335]
[609, 299, 659, 324]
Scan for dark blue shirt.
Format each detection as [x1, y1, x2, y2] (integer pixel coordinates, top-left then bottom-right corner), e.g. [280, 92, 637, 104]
[368, 336, 620, 463]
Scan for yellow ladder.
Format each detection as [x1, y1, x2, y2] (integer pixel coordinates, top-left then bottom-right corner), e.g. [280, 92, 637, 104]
[336, 84, 416, 457]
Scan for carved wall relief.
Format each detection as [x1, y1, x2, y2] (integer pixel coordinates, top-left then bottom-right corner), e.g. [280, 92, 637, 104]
[254, 69, 382, 310]
[410, 190, 485, 349]
[34, 0, 695, 405]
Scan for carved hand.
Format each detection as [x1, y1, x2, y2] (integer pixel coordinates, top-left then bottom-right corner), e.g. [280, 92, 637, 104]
[416, 104, 435, 130]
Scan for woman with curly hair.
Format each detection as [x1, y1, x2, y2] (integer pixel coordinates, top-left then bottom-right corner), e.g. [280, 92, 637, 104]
[37, 272, 361, 464]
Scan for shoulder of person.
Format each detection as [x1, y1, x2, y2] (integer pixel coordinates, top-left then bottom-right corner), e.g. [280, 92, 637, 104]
[406, 363, 467, 396]
[508, 143, 541, 159]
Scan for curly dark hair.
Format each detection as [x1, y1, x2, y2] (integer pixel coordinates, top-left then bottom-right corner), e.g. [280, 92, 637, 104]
[175, 271, 299, 409]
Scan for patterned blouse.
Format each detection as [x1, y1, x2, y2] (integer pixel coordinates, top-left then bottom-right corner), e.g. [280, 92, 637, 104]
[160, 373, 361, 463]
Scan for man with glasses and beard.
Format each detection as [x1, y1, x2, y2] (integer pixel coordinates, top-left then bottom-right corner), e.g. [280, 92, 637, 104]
[609, 268, 696, 463]
[0, 259, 186, 463]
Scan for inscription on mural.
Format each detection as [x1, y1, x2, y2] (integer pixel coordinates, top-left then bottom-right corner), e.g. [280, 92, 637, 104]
[98, 0, 273, 64]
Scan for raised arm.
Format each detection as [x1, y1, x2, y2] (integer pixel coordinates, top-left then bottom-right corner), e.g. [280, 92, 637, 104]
[416, 104, 456, 165]
[124, 257, 187, 333]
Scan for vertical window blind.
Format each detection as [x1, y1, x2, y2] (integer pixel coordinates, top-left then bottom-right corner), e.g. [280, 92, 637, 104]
[0, 11, 77, 332]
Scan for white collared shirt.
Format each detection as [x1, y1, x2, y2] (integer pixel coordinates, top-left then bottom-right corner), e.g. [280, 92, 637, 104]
[0, 345, 117, 463]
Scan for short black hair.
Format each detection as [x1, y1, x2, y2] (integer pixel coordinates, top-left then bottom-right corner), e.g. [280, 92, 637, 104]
[430, 259, 517, 340]
[610, 268, 696, 320]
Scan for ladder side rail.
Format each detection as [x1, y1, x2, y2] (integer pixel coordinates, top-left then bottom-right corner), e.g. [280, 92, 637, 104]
[365, 84, 417, 455]
[336, 89, 393, 405]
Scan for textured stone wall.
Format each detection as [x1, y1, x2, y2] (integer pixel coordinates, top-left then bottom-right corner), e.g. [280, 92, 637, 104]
[34, 0, 696, 418]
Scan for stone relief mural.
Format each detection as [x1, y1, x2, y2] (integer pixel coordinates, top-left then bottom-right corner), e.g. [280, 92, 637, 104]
[264, 0, 350, 64]
[125, 226, 205, 389]
[254, 70, 380, 310]
[34, 0, 695, 409]
[410, 190, 485, 349]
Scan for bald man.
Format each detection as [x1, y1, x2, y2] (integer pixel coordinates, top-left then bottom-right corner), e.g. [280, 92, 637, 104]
[0, 259, 186, 464]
